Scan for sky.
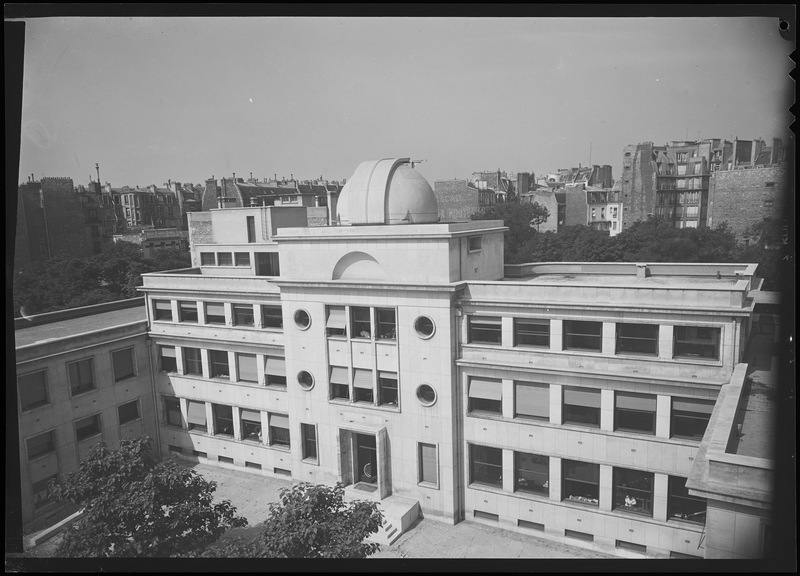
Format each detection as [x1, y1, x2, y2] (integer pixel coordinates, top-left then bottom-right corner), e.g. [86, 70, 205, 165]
[13, 15, 795, 188]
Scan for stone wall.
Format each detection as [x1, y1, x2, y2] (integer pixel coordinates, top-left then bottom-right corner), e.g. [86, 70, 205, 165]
[708, 165, 786, 240]
[621, 143, 657, 229]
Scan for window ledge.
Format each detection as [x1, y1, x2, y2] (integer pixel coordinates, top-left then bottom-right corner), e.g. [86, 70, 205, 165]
[302, 457, 319, 466]
[28, 452, 57, 462]
[269, 444, 291, 452]
[70, 389, 98, 398]
[467, 411, 505, 421]
[513, 489, 551, 502]
[21, 403, 51, 414]
[114, 376, 136, 384]
[467, 482, 505, 495]
[264, 385, 288, 392]
[417, 481, 439, 490]
[77, 433, 103, 443]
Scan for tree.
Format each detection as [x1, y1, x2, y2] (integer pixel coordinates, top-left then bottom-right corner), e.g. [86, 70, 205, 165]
[200, 483, 384, 558]
[472, 202, 550, 262]
[48, 437, 247, 557]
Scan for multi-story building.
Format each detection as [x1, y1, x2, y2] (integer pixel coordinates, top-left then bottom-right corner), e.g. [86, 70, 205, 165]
[133, 157, 777, 558]
[15, 176, 90, 269]
[112, 227, 189, 258]
[621, 138, 785, 234]
[14, 298, 158, 531]
[200, 174, 343, 226]
[433, 179, 497, 221]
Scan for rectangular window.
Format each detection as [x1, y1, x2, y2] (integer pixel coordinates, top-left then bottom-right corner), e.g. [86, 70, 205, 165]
[245, 461, 262, 470]
[217, 252, 233, 266]
[192, 450, 207, 458]
[268, 413, 290, 447]
[616, 323, 659, 356]
[112, 348, 135, 382]
[118, 400, 140, 425]
[233, 304, 255, 327]
[159, 346, 177, 372]
[615, 392, 656, 434]
[473, 510, 499, 521]
[326, 305, 347, 337]
[209, 350, 229, 379]
[353, 368, 374, 403]
[616, 540, 647, 554]
[236, 353, 258, 383]
[218, 456, 234, 464]
[301, 423, 318, 461]
[200, 252, 215, 266]
[563, 387, 601, 428]
[563, 320, 602, 352]
[241, 409, 262, 442]
[562, 460, 599, 505]
[255, 252, 280, 276]
[676, 152, 688, 163]
[673, 326, 721, 360]
[247, 216, 256, 243]
[264, 356, 287, 388]
[514, 382, 549, 421]
[614, 467, 654, 517]
[18, 371, 48, 411]
[468, 377, 502, 415]
[27, 430, 56, 460]
[205, 302, 226, 325]
[418, 443, 438, 486]
[153, 300, 173, 321]
[32, 474, 58, 509]
[164, 396, 182, 427]
[75, 414, 102, 442]
[262, 305, 283, 329]
[179, 301, 198, 323]
[235, 252, 251, 267]
[470, 444, 503, 488]
[213, 404, 234, 436]
[376, 308, 396, 340]
[378, 372, 398, 406]
[513, 318, 550, 348]
[183, 347, 203, 375]
[68, 358, 95, 396]
[668, 476, 707, 524]
[351, 306, 372, 339]
[187, 400, 207, 432]
[677, 164, 687, 176]
[671, 397, 715, 440]
[518, 520, 545, 532]
[330, 366, 350, 400]
[515, 452, 549, 496]
[468, 236, 482, 251]
[468, 316, 502, 345]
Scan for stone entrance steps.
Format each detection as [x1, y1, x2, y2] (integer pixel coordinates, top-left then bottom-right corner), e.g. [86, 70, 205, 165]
[343, 487, 420, 547]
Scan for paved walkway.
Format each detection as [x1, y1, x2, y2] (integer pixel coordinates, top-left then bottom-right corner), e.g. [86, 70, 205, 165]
[20, 461, 612, 559]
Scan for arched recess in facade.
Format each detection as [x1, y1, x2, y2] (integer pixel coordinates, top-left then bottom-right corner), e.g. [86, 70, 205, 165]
[331, 251, 386, 281]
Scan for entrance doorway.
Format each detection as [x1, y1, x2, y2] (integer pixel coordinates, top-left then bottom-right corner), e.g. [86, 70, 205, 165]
[355, 433, 377, 485]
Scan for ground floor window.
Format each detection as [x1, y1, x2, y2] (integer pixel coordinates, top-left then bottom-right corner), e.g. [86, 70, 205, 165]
[668, 476, 706, 524]
[240, 409, 262, 442]
[164, 396, 182, 427]
[301, 423, 317, 461]
[268, 413, 290, 448]
[562, 460, 599, 506]
[187, 400, 207, 433]
[613, 467, 654, 517]
[418, 443, 438, 486]
[514, 452, 549, 496]
[470, 444, 502, 488]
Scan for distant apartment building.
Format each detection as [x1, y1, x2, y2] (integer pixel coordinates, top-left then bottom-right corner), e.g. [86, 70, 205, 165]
[201, 174, 343, 226]
[433, 169, 522, 222]
[14, 298, 158, 530]
[15, 176, 90, 269]
[621, 138, 785, 234]
[112, 228, 189, 258]
[166, 181, 204, 231]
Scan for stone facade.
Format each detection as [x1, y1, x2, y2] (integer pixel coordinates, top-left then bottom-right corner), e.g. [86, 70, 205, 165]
[621, 143, 657, 229]
[434, 180, 481, 221]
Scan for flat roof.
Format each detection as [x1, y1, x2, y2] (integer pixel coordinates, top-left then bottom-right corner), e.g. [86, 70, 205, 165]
[15, 305, 147, 348]
[505, 273, 741, 288]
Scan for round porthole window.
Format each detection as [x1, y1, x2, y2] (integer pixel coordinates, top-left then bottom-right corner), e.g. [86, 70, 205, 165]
[414, 316, 435, 339]
[297, 370, 314, 390]
[416, 384, 437, 406]
[294, 309, 311, 330]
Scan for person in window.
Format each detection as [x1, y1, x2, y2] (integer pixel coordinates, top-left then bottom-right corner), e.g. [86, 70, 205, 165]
[360, 330, 371, 338]
[624, 494, 637, 507]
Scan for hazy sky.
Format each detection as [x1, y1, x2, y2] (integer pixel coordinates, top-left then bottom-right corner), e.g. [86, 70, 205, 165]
[15, 16, 794, 187]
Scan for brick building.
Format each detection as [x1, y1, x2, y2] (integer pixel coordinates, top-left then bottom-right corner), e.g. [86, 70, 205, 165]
[621, 138, 785, 235]
[707, 164, 788, 240]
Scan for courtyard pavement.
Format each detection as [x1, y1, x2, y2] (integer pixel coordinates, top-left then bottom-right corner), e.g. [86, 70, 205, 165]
[19, 460, 614, 560]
